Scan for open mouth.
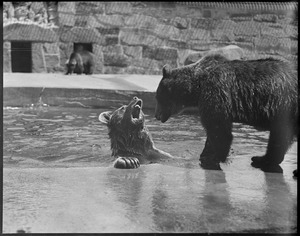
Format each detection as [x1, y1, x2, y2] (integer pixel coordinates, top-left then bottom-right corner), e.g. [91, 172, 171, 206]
[132, 99, 143, 120]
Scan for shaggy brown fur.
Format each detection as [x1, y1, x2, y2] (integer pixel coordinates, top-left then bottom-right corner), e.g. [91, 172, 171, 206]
[65, 50, 95, 75]
[99, 97, 173, 169]
[155, 54, 298, 174]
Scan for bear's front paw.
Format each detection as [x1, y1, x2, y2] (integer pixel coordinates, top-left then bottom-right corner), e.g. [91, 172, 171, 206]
[251, 156, 283, 173]
[199, 156, 222, 170]
[114, 157, 140, 169]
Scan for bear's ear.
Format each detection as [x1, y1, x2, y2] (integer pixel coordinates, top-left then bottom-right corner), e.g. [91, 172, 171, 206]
[99, 111, 112, 124]
[162, 64, 172, 78]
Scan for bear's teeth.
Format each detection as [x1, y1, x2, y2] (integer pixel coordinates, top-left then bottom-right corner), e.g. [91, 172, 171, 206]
[134, 105, 141, 109]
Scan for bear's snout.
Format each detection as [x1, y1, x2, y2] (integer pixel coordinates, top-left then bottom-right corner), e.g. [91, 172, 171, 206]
[155, 113, 169, 123]
[160, 116, 168, 123]
[155, 113, 161, 121]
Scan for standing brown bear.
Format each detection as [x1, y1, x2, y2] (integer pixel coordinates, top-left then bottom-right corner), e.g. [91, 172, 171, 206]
[155, 54, 298, 175]
[65, 49, 95, 75]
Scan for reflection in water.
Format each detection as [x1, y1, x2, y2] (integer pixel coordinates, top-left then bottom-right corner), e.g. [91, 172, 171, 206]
[3, 169, 57, 233]
[105, 164, 297, 233]
[3, 164, 297, 233]
[105, 168, 155, 232]
[150, 169, 192, 232]
[106, 166, 232, 233]
[261, 173, 297, 232]
[202, 170, 232, 233]
[106, 169, 144, 211]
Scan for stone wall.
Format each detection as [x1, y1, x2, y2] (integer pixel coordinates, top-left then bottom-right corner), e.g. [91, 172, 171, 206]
[3, 1, 298, 74]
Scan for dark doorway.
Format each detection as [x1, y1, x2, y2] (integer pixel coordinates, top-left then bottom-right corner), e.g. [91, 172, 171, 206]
[11, 41, 32, 73]
[74, 43, 93, 53]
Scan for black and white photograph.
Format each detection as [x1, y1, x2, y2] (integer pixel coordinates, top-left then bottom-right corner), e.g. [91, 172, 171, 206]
[2, 1, 298, 234]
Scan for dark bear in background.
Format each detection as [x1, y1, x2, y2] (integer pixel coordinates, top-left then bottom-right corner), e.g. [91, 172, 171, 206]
[65, 49, 95, 75]
[155, 54, 298, 174]
[99, 97, 174, 169]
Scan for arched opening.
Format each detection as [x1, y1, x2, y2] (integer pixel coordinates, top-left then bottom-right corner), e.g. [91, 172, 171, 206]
[74, 43, 93, 53]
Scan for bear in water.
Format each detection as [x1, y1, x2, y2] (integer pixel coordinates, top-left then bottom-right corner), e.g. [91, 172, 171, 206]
[99, 97, 174, 169]
[155, 54, 298, 175]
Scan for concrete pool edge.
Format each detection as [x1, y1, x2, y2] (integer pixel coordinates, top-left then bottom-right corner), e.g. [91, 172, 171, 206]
[3, 87, 156, 109]
[3, 73, 162, 109]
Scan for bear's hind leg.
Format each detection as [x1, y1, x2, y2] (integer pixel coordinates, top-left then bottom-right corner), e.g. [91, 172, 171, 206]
[293, 170, 297, 177]
[89, 64, 94, 75]
[76, 64, 84, 75]
[251, 120, 294, 173]
[83, 64, 89, 75]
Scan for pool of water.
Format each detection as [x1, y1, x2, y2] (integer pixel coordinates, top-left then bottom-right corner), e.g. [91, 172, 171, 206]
[3, 105, 297, 233]
[4, 105, 296, 169]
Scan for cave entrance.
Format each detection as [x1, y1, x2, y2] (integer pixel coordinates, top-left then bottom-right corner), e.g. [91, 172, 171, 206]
[11, 41, 32, 73]
[73, 43, 93, 53]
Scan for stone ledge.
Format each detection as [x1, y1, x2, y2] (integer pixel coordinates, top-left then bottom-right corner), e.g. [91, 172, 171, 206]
[184, 45, 244, 65]
[3, 87, 157, 110]
[60, 27, 103, 43]
[3, 23, 59, 42]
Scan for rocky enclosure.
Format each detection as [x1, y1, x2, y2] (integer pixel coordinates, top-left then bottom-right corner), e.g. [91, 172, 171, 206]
[3, 2, 298, 74]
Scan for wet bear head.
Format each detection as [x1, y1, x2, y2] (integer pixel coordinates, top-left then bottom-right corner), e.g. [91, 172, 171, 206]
[99, 97, 153, 156]
[99, 96, 144, 129]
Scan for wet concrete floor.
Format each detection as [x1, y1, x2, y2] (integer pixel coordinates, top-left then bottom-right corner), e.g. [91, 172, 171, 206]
[3, 162, 297, 233]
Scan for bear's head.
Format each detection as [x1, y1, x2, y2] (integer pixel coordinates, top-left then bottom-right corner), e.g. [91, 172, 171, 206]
[155, 64, 194, 123]
[65, 58, 77, 73]
[99, 97, 153, 156]
[155, 65, 173, 122]
[99, 96, 144, 129]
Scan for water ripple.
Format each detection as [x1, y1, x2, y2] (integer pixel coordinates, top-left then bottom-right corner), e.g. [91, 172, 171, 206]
[3, 106, 297, 169]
